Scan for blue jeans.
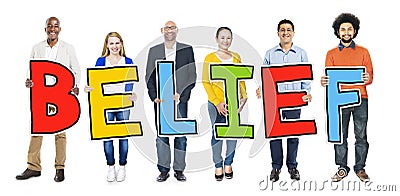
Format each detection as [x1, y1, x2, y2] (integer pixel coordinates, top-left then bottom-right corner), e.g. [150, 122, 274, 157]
[270, 109, 300, 170]
[156, 102, 188, 172]
[208, 101, 237, 169]
[104, 110, 130, 166]
[335, 98, 369, 174]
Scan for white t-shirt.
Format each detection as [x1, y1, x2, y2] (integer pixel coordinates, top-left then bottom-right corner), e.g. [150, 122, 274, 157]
[216, 53, 233, 63]
[165, 42, 177, 61]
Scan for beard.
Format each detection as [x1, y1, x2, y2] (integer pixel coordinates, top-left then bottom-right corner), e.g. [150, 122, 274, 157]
[164, 33, 177, 42]
[341, 36, 353, 43]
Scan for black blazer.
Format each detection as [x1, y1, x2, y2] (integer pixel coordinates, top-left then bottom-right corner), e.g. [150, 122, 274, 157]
[145, 42, 196, 103]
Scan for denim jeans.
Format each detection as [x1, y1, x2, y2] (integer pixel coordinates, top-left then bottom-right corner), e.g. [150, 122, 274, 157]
[156, 102, 188, 172]
[335, 98, 369, 174]
[104, 110, 130, 166]
[208, 101, 237, 169]
[270, 109, 300, 170]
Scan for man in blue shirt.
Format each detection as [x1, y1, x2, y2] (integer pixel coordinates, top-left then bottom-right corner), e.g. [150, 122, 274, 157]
[258, 19, 312, 182]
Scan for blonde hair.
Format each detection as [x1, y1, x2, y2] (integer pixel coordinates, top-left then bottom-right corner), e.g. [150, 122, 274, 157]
[101, 32, 126, 57]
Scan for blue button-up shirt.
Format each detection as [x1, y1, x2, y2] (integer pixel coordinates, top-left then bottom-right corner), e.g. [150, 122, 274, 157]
[263, 44, 311, 93]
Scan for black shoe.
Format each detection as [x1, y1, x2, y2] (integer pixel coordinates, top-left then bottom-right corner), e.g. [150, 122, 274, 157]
[54, 169, 65, 182]
[16, 168, 41, 180]
[156, 172, 169, 182]
[289, 168, 300, 181]
[174, 171, 186, 182]
[215, 173, 224, 181]
[225, 171, 233, 179]
[270, 169, 280, 182]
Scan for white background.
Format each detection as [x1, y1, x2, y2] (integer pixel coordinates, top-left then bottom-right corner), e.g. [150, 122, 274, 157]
[1, 0, 399, 195]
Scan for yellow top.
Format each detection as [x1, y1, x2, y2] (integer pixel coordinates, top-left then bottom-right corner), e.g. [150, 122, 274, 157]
[202, 51, 247, 106]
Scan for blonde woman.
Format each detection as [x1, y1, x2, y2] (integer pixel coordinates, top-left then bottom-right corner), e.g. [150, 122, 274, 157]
[85, 32, 136, 182]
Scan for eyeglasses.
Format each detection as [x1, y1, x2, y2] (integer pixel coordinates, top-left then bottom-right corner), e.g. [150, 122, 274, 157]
[163, 26, 177, 31]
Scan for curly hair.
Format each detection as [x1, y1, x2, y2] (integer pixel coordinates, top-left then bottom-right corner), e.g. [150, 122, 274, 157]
[332, 13, 360, 39]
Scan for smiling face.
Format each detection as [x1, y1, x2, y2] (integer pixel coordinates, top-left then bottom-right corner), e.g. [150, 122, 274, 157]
[161, 21, 178, 42]
[216, 29, 232, 51]
[278, 23, 294, 45]
[45, 17, 61, 42]
[338, 22, 355, 44]
[107, 36, 122, 56]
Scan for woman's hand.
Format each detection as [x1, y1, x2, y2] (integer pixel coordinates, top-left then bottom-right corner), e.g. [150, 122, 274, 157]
[84, 86, 93, 93]
[238, 98, 248, 113]
[129, 92, 137, 102]
[216, 102, 228, 116]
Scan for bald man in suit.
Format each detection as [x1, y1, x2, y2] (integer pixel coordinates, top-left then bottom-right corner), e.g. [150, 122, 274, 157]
[146, 21, 196, 182]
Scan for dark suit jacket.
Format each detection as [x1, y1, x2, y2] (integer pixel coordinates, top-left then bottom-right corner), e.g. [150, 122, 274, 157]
[145, 42, 196, 103]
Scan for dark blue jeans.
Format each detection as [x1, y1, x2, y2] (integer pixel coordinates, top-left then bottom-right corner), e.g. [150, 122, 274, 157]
[270, 109, 300, 170]
[104, 110, 130, 165]
[156, 102, 188, 172]
[335, 98, 369, 174]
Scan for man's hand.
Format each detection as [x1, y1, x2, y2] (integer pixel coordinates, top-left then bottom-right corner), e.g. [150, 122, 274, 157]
[25, 79, 33, 88]
[320, 76, 329, 87]
[256, 86, 261, 99]
[72, 87, 79, 96]
[173, 93, 180, 101]
[154, 98, 164, 103]
[362, 72, 370, 83]
[302, 94, 312, 102]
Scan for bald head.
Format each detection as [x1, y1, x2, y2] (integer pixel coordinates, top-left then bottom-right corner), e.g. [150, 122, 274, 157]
[161, 20, 178, 43]
[164, 21, 176, 27]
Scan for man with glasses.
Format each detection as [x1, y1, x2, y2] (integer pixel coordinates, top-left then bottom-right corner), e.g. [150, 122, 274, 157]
[145, 21, 196, 182]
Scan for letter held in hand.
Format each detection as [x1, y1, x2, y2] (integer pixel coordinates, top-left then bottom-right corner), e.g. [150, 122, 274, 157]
[261, 63, 316, 138]
[156, 61, 197, 135]
[87, 65, 142, 140]
[324, 67, 365, 143]
[210, 64, 254, 139]
[30, 60, 80, 134]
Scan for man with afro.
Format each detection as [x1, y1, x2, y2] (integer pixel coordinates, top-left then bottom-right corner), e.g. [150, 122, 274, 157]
[321, 13, 374, 183]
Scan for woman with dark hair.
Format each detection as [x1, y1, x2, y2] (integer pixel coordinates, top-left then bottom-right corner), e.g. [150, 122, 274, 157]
[202, 27, 248, 181]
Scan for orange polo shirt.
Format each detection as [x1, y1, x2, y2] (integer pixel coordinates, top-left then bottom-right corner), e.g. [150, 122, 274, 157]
[325, 43, 373, 98]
